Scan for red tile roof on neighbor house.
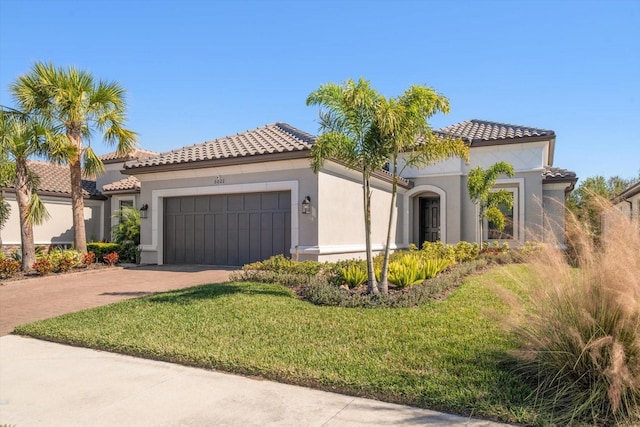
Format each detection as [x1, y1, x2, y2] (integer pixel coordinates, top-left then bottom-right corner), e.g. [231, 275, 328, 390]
[101, 176, 141, 193]
[124, 123, 315, 171]
[436, 119, 554, 145]
[3, 161, 104, 199]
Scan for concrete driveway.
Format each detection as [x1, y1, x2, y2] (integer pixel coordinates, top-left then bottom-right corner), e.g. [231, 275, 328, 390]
[0, 264, 234, 335]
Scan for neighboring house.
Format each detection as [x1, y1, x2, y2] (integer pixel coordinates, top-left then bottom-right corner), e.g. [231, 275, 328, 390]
[0, 161, 106, 254]
[0, 149, 157, 255]
[610, 181, 640, 228]
[123, 120, 577, 266]
[98, 149, 158, 234]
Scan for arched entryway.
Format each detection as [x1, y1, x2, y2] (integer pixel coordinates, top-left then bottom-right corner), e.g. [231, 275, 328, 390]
[419, 196, 440, 245]
[403, 185, 447, 246]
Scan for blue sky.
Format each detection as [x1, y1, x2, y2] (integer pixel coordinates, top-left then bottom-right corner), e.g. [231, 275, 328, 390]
[1, 0, 638, 183]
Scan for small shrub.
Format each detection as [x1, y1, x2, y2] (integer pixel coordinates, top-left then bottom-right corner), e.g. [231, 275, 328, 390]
[87, 242, 120, 262]
[243, 254, 295, 272]
[388, 254, 425, 288]
[453, 241, 480, 263]
[422, 257, 451, 279]
[117, 243, 138, 263]
[341, 264, 367, 288]
[32, 257, 53, 275]
[0, 258, 21, 278]
[82, 252, 96, 266]
[103, 251, 119, 266]
[324, 259, 365, 286]
[48, 249, 81, 272]
[10, 250, 21, 261]
[420, 241, 456, 265]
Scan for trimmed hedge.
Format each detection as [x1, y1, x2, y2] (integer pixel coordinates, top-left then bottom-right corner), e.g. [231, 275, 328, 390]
[87, 242, 120, 262]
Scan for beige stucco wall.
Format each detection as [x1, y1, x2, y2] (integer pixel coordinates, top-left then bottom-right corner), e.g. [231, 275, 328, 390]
[543, 184, 570, 245]
[1, 195, 104, 247]
[304, 163, 402, 262]
[609, 190, 640, 231]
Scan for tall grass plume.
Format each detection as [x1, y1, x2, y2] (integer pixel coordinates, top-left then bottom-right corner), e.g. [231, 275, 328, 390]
[510, 197, 639, 425]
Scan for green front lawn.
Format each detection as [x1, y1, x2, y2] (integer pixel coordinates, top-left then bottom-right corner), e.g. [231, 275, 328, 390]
[15, 265, 541, 424]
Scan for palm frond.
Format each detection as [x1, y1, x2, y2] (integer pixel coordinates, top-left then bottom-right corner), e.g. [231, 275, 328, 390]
[83, 146, 106, 177]
[26, 192, 50, 226]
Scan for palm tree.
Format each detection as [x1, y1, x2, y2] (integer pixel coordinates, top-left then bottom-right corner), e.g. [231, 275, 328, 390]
[374, 86, 469, 294]
[467, 162, 515, 245]
[0, 150, 12, 233]
[11, 62, 137, 253]
[0, 109, 53, 270]
[307, 78, 386, 294]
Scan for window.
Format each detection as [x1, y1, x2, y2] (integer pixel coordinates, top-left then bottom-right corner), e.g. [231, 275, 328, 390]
[486, 186, 518, 241]
[119, 199, 134, 210]
[488, 201, 514, 239]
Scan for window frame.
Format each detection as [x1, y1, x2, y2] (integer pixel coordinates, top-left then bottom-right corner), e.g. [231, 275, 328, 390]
[483, 178, 525, 243]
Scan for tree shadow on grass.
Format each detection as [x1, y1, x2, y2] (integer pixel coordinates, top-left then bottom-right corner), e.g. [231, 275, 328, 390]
[146, 282, 296, 305]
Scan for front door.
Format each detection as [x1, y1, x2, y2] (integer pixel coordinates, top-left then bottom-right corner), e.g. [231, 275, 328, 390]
[419, 197, 440, 246]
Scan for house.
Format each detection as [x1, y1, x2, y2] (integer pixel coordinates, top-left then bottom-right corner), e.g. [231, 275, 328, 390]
[611, 181, 640, 227]
[123, 120, 577, 265]
[1, 161, 106, 254]
[2, 119, 577, 264]
[0, 149, 156, 255]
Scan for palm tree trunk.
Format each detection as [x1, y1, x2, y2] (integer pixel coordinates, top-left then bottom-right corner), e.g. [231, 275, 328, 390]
[15, 159, 35, 271]
[363, 172, 378, 295]
[379, 156, 398, 294]
[68, 131, 87, 254]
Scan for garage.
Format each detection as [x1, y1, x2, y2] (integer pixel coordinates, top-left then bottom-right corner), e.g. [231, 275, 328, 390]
[163, 191, 291, 265]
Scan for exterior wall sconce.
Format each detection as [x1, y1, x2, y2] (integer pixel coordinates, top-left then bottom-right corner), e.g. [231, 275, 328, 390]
[139, 203, 149, 219]
[301, 196, 311, 214]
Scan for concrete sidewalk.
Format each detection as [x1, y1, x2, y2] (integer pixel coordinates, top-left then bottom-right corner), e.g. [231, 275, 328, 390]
[0, 336, 509, 426]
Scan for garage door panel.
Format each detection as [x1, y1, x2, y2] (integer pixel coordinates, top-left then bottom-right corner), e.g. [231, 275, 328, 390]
[249, 213, 261, 262]
[166, 198, 181, 214]
[261, 193, 279, 210]
[195, 196, 209, 212]
[164, 191, 290, 265]
[180, 197, 195, 213]
[194, 214, 205, 264]
[279, 192, 290, 210]
[210, 195, 223, 212]
[244, 194, 260, 211]
[228, 194, 244, 211]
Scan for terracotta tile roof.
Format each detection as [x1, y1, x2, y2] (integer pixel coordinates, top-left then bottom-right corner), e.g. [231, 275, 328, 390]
[436, 119, 554, 144]
[102, 176, 140, 193]
[3, 161, 103, 198]
[100, 148, 159, 164]
[542, 166, 577, 183]
[125, 123, 315, 171]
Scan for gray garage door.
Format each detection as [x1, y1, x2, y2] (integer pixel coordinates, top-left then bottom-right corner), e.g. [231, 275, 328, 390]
[163, 191, 291, 265]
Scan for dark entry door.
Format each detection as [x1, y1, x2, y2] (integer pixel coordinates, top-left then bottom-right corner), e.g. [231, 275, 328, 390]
[163, 191, 291, 265]
[419, 197, 440, 246]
